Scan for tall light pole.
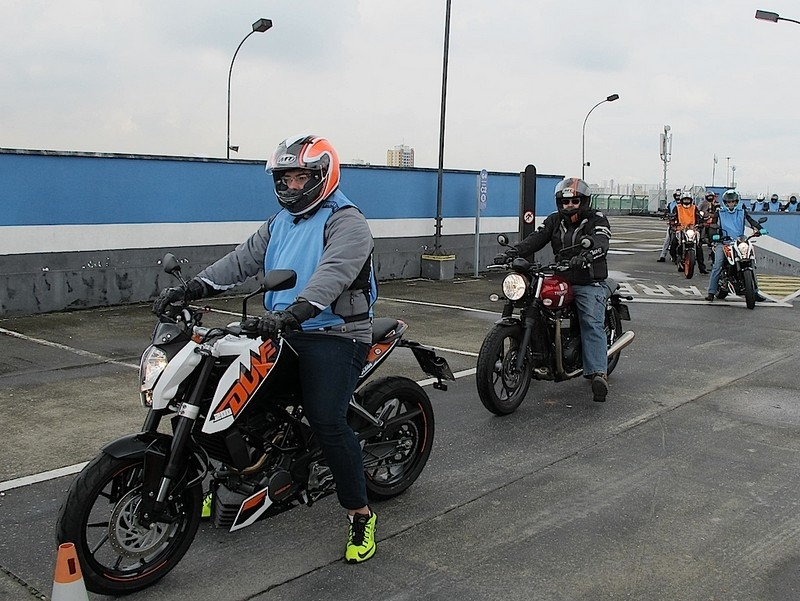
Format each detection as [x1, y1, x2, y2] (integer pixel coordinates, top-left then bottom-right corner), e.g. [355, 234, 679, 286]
[581, 93, 619, 180]
[227, 18, 272, 159]
[433, 0, 451, 255]
[755, 9, 800, 25]
[659, 125, 672, 208]
[726, 156, 731, 187]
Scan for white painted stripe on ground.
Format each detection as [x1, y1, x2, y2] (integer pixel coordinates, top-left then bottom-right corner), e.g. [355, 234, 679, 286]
[0, 365, 479, 491]
[0, 462, 88, 492]
[0, 327, 139, 369]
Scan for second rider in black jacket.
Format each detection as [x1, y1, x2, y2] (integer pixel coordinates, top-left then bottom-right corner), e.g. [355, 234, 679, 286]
[496, 177, 612, 402]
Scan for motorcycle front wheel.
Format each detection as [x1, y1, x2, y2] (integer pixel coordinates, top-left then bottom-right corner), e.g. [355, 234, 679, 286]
[476, 324, 532, 415]
[55, 453, 202, 595]
[743, 269, 756, 309]
[683, 249, 696, 279]
[357, 376, 435, 500]
[606, 306, 624, 376]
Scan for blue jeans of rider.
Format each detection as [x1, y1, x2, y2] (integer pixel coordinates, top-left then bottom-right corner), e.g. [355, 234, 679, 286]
[707, 242, 728, 295]
[284, 332, 370, 510]
[572, 281, 611, 376]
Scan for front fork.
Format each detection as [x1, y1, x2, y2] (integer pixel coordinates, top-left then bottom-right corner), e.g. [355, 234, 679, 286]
[138, 354, 214, 527]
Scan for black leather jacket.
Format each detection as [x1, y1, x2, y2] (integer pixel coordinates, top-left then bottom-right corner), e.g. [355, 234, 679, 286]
[514, 209, 611, 285]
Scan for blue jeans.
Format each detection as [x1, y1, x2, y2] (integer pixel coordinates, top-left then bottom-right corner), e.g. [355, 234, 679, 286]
[707, 243, 728, 295]
[572, 282, 611, 376]
[284, 332, 370, 510]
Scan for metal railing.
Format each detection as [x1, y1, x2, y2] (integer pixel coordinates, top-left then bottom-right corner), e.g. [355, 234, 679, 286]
[591, 194, 650, 215]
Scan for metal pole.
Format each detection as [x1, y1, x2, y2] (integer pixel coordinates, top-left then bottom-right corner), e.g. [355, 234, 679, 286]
[433, 0, 451, 255]
[226, 19, 272, 159]
[227, 31, 255, 159]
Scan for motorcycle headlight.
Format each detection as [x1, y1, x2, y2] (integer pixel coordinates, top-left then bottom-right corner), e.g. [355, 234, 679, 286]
[685, 229, 696, 241]
[502, 273, 529, 301]
[139, 345, 168, 407]
[737, 241, 750, 256]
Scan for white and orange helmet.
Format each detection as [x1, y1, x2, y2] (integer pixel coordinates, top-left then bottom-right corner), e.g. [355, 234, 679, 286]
[266, 134, 341, 216]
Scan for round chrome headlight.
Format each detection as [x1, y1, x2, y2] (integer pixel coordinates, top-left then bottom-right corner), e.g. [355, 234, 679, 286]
[502, 273, 529, 301]
[685, 228, 696, 241]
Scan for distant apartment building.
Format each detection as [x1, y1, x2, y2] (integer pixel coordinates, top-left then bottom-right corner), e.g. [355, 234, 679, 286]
[386, 144, 414, 167]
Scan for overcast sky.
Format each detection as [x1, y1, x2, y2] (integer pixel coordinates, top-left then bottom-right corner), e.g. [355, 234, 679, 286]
[2, 0, 798, 196]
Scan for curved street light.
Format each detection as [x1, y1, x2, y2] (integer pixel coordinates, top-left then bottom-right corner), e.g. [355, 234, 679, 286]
[581, 93, 619, 180]
[755, 9, 800, 25]
[226, 18, 272, 159]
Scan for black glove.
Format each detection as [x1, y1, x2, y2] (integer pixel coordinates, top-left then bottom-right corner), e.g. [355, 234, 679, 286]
[152, 278, 206, 315]
[258, 311, 301, 340]
[493, 249, 518, 265]
[569, 254, 588, 270]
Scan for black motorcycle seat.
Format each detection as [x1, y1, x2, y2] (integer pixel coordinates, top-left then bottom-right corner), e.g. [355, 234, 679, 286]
[372, 317, 404, 344]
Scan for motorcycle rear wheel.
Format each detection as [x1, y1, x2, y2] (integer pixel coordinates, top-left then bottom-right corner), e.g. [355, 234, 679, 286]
[606, 306, 624, 376]
[55, 453, 201, 595]
[684, 249, 696, 279]
[743, 270, 756, 309]
[357, 376, 435, 500]
[476, 324, 532, 415]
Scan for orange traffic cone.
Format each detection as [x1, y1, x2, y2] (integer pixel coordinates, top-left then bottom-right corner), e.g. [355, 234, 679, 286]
[52, 542, 89, 601]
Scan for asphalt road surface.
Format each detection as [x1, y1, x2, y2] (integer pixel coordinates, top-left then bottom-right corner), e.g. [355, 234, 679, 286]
[2, 216, 800, 600]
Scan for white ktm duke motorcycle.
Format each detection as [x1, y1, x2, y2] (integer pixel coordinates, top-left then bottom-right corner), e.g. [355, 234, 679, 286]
[56, 254, 453, 595]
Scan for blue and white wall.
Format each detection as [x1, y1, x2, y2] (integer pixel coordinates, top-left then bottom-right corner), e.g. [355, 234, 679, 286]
[0, 149, 561, 315]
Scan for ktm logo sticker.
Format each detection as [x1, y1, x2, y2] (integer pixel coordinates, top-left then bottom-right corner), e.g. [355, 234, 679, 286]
[213, 341, 277, 421]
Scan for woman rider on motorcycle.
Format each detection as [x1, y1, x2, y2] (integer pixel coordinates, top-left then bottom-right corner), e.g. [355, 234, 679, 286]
[495, 177, 612, 402]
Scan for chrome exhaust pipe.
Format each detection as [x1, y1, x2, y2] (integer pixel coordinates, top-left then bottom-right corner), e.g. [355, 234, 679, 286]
[607, 330, 635, 357]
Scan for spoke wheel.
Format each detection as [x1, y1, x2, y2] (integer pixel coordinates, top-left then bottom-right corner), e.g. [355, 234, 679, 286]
[55, 453, 201, 595]
[355, 376, 435, 500]
[476, 324, 532, 415]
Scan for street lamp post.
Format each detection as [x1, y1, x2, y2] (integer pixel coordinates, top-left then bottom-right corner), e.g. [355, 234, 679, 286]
[659, 125, 672, 208]
[226, 18, 272, 159]
[726, 156, 731, 187]
[581, 93, 619, 180]
[433, 0, 451, 255]
[755, 9, 800, 25]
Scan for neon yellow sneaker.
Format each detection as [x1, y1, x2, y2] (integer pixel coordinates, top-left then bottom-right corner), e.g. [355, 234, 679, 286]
[201, 492, 212, 520]
[345, 511, 377, 563]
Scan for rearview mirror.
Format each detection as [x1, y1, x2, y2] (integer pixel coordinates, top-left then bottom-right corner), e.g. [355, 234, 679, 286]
[162, 253, 181, 276]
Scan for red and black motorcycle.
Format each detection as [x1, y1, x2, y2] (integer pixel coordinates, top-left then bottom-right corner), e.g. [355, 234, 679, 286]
[476, 235, 635, 415]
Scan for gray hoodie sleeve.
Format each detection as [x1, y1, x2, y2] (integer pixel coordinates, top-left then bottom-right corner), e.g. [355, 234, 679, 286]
[298, 207, 374, 311]
[195, 220, 272, 292]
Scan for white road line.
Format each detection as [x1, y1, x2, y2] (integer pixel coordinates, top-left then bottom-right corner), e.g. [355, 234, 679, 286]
[0, 366, 479, 492]
[0, 327, 139, 369]
[0, 462, 88, 492]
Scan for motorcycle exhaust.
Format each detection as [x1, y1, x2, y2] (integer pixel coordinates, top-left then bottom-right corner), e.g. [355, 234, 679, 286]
[607, 330, 635, 357]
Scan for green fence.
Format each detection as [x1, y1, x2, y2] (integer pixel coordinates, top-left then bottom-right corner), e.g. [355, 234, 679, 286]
[591, 194, 650, 215]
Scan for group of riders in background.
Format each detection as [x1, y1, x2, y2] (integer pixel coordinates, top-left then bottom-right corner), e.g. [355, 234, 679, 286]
[656, 187, 771, 303]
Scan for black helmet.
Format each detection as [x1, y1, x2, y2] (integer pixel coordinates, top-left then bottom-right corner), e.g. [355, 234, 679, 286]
[554, 177, 592, 216]
[770, 193, 779, 202]
[265, 134, 341, 216]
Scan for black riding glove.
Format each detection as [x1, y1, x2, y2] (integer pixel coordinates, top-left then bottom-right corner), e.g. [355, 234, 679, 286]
[258, 311, 301, 340]
[493, 249, 518, 265]
[569, 254, 588, 270]
[257, 299, 319, 340]
[153, 278, 206, 315]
